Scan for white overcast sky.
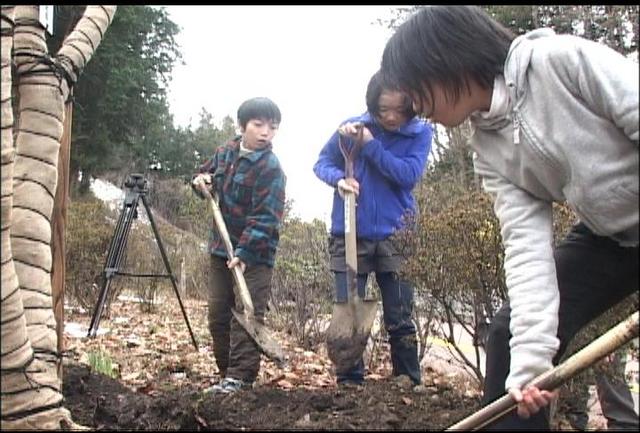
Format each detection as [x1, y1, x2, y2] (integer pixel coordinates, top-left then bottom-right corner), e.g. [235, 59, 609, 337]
[164, 5, 398, 225]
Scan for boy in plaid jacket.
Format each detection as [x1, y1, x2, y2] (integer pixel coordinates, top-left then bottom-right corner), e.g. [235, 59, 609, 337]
[193, 97, 286, 394]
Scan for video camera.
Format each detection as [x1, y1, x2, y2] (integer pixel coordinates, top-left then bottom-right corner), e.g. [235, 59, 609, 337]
[124, 173, 148, 194]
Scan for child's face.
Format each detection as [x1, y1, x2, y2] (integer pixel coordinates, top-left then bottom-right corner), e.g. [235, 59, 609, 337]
[411, 82, 487, 128]
[241, 117, 279, 150]
[376, 90, 410, 131]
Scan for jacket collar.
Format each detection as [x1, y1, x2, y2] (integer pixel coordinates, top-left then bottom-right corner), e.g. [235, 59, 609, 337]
[229, 135, 273, 162]
[504, 28, 556, 107]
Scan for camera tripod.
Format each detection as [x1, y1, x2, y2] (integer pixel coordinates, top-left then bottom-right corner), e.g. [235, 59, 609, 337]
[87, 173, 198, 349]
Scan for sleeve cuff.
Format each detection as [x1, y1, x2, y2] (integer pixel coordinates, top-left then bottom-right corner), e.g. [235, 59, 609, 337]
[235, 248, 256, 266]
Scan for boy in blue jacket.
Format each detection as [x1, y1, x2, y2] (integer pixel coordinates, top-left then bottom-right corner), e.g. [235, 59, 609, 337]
[313, 70, 433, 386]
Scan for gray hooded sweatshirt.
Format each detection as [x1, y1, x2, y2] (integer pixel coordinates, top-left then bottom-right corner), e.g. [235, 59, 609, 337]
[470, 28, 639, 391]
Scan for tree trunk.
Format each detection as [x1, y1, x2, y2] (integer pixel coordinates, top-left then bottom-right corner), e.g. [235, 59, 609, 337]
[1, 5, 116, 429]
[51, 12, 81, 382]
[1, 5, 40, 423]
[51, 100, 73, 381]
[0, 7, 56, 429]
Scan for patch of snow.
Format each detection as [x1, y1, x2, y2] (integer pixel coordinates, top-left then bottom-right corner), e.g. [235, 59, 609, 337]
[65, 321, 109, 338]
[90, 177, 124, 202]
[90, 178, 125, 214]
[117, 294, 164, 304]
[90, 177, 150, 225]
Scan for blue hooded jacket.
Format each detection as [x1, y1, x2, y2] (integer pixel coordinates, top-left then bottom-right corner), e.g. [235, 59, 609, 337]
[313, 112, 433, 240]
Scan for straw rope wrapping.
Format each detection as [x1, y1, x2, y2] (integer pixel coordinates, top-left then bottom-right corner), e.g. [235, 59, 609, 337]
[1, 5, 116, 430]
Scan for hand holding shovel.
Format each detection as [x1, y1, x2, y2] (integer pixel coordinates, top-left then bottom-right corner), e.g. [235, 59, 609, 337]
[447, 311, 639, 430]
[325, 127, 378, 374]
[193, 177, 285, 365]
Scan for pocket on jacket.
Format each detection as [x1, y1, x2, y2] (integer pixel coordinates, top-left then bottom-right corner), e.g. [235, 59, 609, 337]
[231, 173, 255, 206]
[611, 180, 638, 202]
[213, 167, 225, 180]
[572, 179, 638, 237]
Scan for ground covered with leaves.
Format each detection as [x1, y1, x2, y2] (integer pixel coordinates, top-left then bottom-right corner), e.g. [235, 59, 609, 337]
[61, 295, 617, 430]
[61, 296, 485, 430]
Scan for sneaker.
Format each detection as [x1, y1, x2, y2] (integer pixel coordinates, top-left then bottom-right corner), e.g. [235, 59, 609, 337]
[337, 380, 364, 390]
[206, 377, 247, 394]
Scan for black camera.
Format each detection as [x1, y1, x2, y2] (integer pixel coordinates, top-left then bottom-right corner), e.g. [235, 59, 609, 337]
[124, 173, 148, 193]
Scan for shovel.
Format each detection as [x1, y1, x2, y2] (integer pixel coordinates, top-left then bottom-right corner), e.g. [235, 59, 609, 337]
[447, 310, 639, 430]
[326, 128, 378, 373]
[195, 180, 286, 365]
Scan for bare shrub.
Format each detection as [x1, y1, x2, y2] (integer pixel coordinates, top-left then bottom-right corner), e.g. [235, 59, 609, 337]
[270, 217, 333, 349]
[66, 185, 209, 323]
[145, 174, 210, 239]
[120, 208, 209, 309]
[397, 176, 630, 394]
[65, 196, 121, 313]
[394, 182, 506, 386]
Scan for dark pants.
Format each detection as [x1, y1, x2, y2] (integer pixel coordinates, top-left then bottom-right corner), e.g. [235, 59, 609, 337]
[333, 271, 422, 385]
[482, 223, 639, 430]
[595, 350, 639, 431]
[207, 255, 272, 383]
[565, 349, 639, 431]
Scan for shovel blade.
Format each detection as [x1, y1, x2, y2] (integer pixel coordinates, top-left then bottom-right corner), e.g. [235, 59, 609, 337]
[232, 308, 286, 366]
[326, 299, 378, 373]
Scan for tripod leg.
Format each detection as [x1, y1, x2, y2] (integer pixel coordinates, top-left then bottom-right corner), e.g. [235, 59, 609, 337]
[141, 195, 199, 350]
[87, 278, 113, 337]
[87, 195, 138, 337]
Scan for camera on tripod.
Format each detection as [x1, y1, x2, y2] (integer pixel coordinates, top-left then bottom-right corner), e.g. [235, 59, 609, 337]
[87, 172, 198, 349]
[124, 173, 148, 194]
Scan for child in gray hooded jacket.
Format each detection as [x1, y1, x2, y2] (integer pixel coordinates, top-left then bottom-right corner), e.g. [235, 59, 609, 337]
[380, 6, 638, 430]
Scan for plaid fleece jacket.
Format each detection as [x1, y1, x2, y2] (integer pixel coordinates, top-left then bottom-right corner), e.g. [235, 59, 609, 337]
[198, 136, 286, 267]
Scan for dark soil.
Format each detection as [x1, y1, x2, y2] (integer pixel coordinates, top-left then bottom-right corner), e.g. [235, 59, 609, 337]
[63, 361, 481, 430]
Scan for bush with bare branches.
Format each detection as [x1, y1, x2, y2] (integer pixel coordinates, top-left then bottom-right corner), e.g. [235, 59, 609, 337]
[270, 217, 333, 349]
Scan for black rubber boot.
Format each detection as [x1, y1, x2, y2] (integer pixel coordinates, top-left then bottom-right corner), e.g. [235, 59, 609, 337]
[390, 334, 421, 385]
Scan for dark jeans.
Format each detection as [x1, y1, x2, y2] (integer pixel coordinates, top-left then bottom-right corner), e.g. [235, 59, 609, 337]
[207, 255, 273, 383]
[333, 270, 421, 385]
[482, 223, 639, 430]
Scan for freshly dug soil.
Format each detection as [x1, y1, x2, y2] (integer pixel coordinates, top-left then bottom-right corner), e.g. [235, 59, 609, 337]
[63, 361, 481, 430]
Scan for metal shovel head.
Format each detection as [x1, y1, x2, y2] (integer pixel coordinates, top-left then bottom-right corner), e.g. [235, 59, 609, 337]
[231, 308, 286, 366]
[326, 297, 378, 373]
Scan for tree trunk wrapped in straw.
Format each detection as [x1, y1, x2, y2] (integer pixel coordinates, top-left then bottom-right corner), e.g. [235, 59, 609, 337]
[1, 5, 116, 429]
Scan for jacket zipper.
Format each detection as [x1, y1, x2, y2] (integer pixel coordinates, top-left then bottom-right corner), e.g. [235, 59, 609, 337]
[508, 80, 521, 145]
[513, 110, 521, 145]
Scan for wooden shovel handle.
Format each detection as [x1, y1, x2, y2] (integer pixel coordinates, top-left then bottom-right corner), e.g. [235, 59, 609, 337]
[338, 129, 363, 300]
[344, 190, 358, 301]
[195, 180, 254, 316]
[447, 311, 639, 431]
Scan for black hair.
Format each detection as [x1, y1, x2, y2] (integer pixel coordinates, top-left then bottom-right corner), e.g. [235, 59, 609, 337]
[380, 6, 514, 114]
[366, 70, 415, 118]
[237, 97, 281, 129]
